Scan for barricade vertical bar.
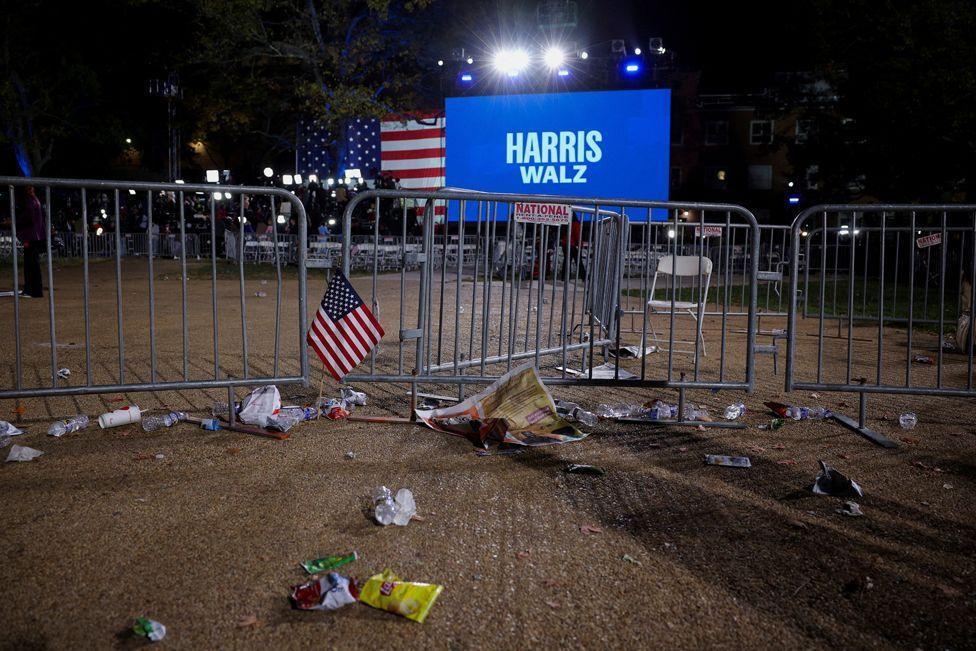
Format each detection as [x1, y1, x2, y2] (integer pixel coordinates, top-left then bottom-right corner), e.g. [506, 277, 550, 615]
[467, 202, 482, 363]
[436, 199, 446, 367]
[906, 211, 916, 386]
[81, 189, 92, 385]
[453, 200, 466, 380]
[147, 191, 157, 383]
[746, 210, 759, 390]
[561, 215, 572, 376]
[817, 212, 827, 383]
[638, 209, 651, 380]
[397, 202, 407, 376]
[372, 196, 380, 372]
[534, 224, 548, 369]
[44, 186, 57, 386]
[845, 212, 856, 385]
[524, 223, 537, 352]
[937, 211, 947, 387]
[719, 210, 731, 382]
[498, 209, 511, 358]
[9, 187, 22, 391]
[968, 212, 976, 388]
[547, 224, 560, 349]
[114, 189, 125, 383]
[210, 194, 219, 379]
[179, 192, 189, 380]
[586, 205, 602, 378]
[511, 215, 527, 369]
[237, 194, 249, 378]
[666, 208, 679, 382]
[480, 204, 494, 375]
[270, 196, 282, 377]
[876, 213, 886, 384]
[507, 205, 521, 368]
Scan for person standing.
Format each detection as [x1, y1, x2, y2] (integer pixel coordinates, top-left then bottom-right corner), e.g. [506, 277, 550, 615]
[18, 185, 46, 298]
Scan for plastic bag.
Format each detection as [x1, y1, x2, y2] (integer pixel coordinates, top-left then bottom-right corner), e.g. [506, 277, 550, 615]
[6, 444, 43, 462]
[0, 420, 24, 437]
[239, 386, 281, 427]
[358, 569, 443, 623]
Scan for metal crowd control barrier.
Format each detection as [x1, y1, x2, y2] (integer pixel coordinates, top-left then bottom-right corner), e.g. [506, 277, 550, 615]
[786, 204, 976, 447]
[337, 189, 760, 426]
[0, 177, 308, 418]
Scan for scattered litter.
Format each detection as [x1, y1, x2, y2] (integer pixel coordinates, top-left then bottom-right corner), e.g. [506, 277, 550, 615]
[239, 386, 281, 427]
[555, 400, 598, 427]
[142, 411, 186, 432]
[132, 617, 166, 642]
[1, 420, 24, 437]
[812, 460, 864, 498]
[579, 524, 603, 535]
[153, 453, 165, 460]
[236, 614, 263, 629]
[810, 393, 820, 399]
[838, 453, 852, 460]
[772, 443, 786, 450]
[254, 291, 267, 298]
[98, 406, 141, 429]
[474, 447, 524, 457]
[901, 436, 920, 445]
[596, 403, 647, 419]
[678, 446, 688, 452]
[912, 460, 944, 473]
[764, 401, 830, 420]
[516, 551, 530, 560]
[48, 414, 89, 437]
[557, 363, 637, 380]
[609, 344, 656, 359]
[943, 483, 954, 490]
[776, 459, 799, 466]
[622, 554, 642, 566]
[564, 463, 605, 475]
[56, 367, 71, 379]
[6, 444, 43, 462]
[200, 419, 221, 431]
[358, 569, 444, 623]
[899, 412, 918, 430]
[319, 398, 351, 420]
[341, 387, 367, 406]
[345, 451, 357, 460]
[749, 446, 766, 453]
[545, 600, 562, 609]
[290, 573, 359, 611]
[836, 501, 864, 517]
[759, 419, 786, 431]
[723, 403, 746, 420]
[912, 354, 934, 365]
[373, 486, 417, 526]
[301, 551, 358, 575]
[705, 455, 751, 468]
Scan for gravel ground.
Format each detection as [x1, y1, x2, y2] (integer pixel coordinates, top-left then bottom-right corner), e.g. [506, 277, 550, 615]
[0, 260, 974, 649]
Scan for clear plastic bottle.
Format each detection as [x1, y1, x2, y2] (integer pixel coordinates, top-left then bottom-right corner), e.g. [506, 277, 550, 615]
[899, 412, 918, 430]
[47, 414, 90, 437]
[572, 408, 599, 427]
[373, 486, 397, 525]
[724, 403, 747, 420]
[596, 403, 645, 419]
[278, 406, 317, 421]
[141, 411, 187, 432]
[211, 402, 240, 419]
[785, 406, 829, 420]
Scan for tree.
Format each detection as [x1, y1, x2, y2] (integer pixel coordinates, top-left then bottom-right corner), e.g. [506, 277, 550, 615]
[183, 0, 436, 177]
[801, 0, 976, 202]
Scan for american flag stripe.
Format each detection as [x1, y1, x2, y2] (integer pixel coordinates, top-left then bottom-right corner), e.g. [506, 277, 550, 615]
[321, 313, 366, 361]
[382, 147, 445, 160]
[311, 317, 353, 372]
[381, 158, 445, 171]
[307, 322, 345, 376]
[381, 127, 444, 141]
[381, 114, 445, 193]
[381, 137, 445, 152]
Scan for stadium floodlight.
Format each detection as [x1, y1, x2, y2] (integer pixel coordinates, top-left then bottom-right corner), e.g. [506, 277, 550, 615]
[277, 214, 286, 224]
[580, 50, 588, 60]
[557, 69, 570, 77]
[328, 218, 336, 226]
[206, 169, 219, 183]
[493, 48, 529, 76]
[294, 173, 303, 184]
[263, 166, 274, 178]
[128, 189, 136, 195]
[326, 177, 335, 186]
[308, 174, 318, 183]
[213, 191, 223, 200]
[466, 56, 474, 64]
[282, 174, 294, 186]
[543, 47, 565, 69]
[437, 59, 444, 66]
[634, 47, 642, 55]
[125, 138, 132, 144]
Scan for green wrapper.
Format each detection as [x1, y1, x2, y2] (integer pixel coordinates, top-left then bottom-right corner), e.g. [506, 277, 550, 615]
[301, 551, 358, 574]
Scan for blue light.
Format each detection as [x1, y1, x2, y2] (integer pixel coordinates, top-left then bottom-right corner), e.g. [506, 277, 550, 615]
[788, 195, 801, 205]
[625, 64, 640, 72]
[557, 69, 570, 77]
[460, 73, 473, 82]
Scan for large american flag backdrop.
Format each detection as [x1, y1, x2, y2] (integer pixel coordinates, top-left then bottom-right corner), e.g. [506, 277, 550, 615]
[297, 112, 445, 191]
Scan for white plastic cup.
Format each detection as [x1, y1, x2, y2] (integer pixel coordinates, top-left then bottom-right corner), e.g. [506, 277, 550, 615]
[98, 406, 142, 429]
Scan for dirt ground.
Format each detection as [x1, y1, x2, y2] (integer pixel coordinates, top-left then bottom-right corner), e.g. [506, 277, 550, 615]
[0, 259, 974, 649]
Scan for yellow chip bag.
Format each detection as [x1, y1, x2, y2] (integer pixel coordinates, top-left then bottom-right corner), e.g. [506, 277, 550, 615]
[358, 568, 444, 623]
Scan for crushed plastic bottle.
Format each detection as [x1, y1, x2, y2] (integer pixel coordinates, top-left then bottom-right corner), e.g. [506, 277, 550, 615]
[56, 367, 71, 379]
[724, 403, 747, 420]
[279, 406, 317, 421]
[341, 388, 367, 407]
[254, 291, 267, 298]
[141, 411, 187, 432]
[682, 404, 710, 422]
[211, 402, 241, 419]
[787, 406, 830, 420]
[47, 414, 90, 437]
[555, 400, 598, 427]
[372, 486, 416, 526]
[596, 404, 646, 419]
[899, 412, 918, 430]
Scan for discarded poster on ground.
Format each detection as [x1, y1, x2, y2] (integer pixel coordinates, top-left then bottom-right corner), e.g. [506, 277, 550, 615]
[358, 568, 444, 623]
[415, 363, 587, 447]
[290, 573, 359, 611]
[812, 460, 864, 498]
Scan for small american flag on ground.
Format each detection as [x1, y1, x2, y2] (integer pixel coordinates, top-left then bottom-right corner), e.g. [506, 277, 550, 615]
[307, 272, 385, 381]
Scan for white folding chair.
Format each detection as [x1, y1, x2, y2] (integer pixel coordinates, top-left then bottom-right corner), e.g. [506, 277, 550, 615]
[646, 255, 713, 356]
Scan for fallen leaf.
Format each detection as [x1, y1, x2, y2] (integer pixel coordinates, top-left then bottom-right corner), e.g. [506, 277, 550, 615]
[580, 524, 603, 535]
[108, 397, 125, 403]
[516, 551, 530, 560]
[11, 406, 25, 415]
[838, 453, 852, 460]
[776, 459, 799, 466]
[410, 514, 426, 522]
[749, 446, 766, 454]
[226, 447, 242, 455]
[545, 600, 561, 609]
[237, 614, 263, 629]
[133, 453, 153, 461]
[901, 437, 920, 444]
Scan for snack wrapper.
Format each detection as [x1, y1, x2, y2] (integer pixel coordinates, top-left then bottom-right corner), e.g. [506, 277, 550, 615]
[358, 569, 443, 623]
[290, 572, 359, 611]
[321, 399, 350, 420]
